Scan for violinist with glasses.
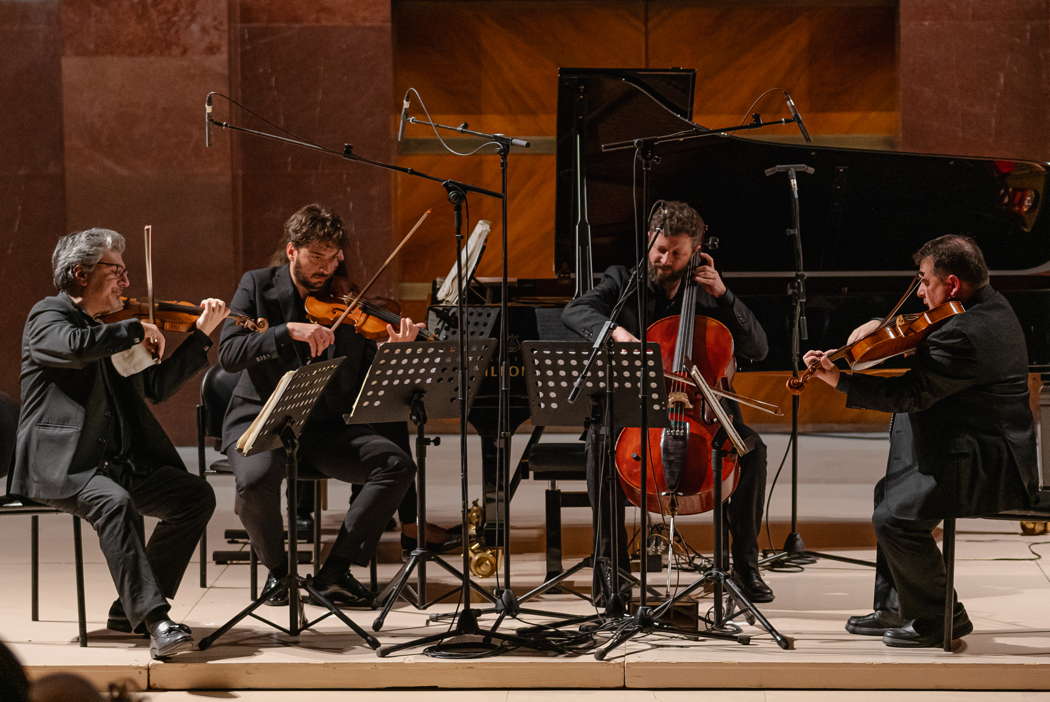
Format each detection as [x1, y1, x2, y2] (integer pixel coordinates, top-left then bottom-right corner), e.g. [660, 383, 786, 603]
[801, 235, 1039, 647]
[12, 228, 227, 659]
[220, 203, 426, 608]
[562, 200, 774, 605]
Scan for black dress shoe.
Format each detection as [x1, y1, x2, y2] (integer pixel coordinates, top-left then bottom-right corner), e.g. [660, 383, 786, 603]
[262, 570, 289, 607]
[106, 600, 146, 636]
[845, 609, 905, 636]
[883, 616, 974, 648]
[147, 619, 194, 660]
[732, 567, 774, 603]
[307, 572, 374, 608]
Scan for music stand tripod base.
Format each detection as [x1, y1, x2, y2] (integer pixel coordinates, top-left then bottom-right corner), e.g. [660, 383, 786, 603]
[346, 341, 500, 631]
[198, 358, 380, 652]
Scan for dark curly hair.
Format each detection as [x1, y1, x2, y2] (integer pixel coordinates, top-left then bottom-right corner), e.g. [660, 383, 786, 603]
[648, 200, 707, 243]
[270, 203, 346, 265]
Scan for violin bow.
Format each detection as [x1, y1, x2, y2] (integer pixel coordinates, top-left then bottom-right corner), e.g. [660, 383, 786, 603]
[330, 209, 432, 332]
[143, 224, 155, 327]
[876, 273, 922, 331]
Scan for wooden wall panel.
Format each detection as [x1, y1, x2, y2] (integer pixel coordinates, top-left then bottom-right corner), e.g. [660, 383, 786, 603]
[393, 1, 899, 302]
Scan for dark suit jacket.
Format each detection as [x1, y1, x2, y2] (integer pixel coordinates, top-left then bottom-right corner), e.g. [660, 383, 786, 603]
[219, 266, 377, 452]
[839, 285, 1039, 519]
[561, 265, 769, 365]
[12, 293, 211, 500]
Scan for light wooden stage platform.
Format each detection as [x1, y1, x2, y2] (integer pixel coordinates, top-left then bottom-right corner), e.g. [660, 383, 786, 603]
[1, 435, 1048, 696]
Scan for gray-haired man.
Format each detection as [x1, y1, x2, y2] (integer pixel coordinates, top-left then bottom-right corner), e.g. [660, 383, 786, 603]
[11, 228, 226, 658]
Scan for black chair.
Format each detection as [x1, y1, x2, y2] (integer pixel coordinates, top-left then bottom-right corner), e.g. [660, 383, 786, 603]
[195, 364, 240, 587]
[0, 392, 88, 647]
[941, 486, 1050, 651]
[518, 427, 590, 584]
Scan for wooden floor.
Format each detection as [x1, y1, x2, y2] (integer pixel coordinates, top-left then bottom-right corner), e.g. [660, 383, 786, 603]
[2, 435, 1048, 696]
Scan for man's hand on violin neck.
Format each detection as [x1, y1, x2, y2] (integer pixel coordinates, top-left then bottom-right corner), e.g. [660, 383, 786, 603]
[692, 252, 726, 298]
[140, 322, 166, 359]
[385, 317, 425, 344]
[195, 298, 229, 336]
[802, 349, 840, 387]
[287, 322, 335, 358]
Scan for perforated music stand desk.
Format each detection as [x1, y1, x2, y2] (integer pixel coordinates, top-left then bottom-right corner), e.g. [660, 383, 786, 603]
[515, 340, 669, 616]
[199, 357, 381, 651]
[522, 340, 669, 428]
[345, 339, 497, 631]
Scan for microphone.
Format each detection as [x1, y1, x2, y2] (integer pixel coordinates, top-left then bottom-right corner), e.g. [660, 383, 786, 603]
[784, 91, 812, 143]
[396, 96, 410, 142]
[204, 93, 213, 148]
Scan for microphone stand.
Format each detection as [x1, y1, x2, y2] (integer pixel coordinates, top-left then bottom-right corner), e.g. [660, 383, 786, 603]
[206, 110, 553, 657]
[395, 110, 557, 649]
[761, 164, 875, 570]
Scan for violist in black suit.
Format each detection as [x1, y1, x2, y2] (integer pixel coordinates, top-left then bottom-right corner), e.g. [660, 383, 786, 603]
[219, 203, 425, 608]
[804, 235, 1039, 647]
[561, 201, 774, 605]
[12, 228, 227, 659]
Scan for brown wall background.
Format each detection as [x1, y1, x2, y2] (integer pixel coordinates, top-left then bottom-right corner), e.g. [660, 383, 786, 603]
[1, 0, 1046, 443]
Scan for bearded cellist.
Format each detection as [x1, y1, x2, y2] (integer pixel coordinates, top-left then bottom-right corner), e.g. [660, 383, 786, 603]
[561, 200, 773, 605]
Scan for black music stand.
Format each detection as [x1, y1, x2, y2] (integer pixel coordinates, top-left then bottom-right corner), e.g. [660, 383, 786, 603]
[374, 340, 553, 657]
[199, 358, 380, 651]
[515, 340, 670, 632]
[595, 364, 793, 659]
[347, 340, 498, 631]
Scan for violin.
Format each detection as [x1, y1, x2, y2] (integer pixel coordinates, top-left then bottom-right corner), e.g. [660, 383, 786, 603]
[787, 300, 965, 394]
[614, 252, 741, 517]
[304, 294, 436, 341]
[102, 296, 268, 334]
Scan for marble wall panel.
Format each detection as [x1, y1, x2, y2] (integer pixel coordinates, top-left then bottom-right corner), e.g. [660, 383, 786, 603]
[62, 0, 227, 56]
[236, 23, 395, 297]
[61, 55, 230, 176]
[237, 0, 390, 26]
[0, 0, 65, 402]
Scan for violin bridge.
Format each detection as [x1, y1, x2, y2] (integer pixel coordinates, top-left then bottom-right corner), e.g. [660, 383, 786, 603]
[667, 391, 693, 409]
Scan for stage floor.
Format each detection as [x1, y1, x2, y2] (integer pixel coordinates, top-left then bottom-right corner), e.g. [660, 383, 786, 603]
[1, 434, 1048, 696]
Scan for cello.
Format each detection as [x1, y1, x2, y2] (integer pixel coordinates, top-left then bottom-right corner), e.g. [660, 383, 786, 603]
[614, 251, 742, 516]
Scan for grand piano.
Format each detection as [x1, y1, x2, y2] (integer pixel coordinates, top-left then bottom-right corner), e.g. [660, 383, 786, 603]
[430, 67, 1050, 547]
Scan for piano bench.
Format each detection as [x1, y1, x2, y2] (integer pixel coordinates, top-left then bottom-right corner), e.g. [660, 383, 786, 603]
[525, 442, 588, 578]
[941, 488, 1050, 651]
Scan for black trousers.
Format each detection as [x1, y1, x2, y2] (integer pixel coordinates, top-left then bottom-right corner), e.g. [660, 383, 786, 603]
[228, 424, 415, 571]
[44, 464, 215, 631]
[586, 420, 768, 589]
[871, 493, 957, 624]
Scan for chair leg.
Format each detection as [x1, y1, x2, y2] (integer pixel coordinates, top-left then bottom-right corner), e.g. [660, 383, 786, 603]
[73, 516, 88, 647]
[31, 515, 39, 622]
[250, 548, 259, 600]
[313, 481, 322, 576]
[197, 404, 208, 589]
[942, 516, 956, 652]
[544, 487, 564, 579]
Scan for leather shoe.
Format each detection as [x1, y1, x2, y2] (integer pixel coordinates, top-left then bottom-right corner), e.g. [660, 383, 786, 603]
[400, 523, 463, 554]
[262, 570, 289, 607]
[845, 609, 905, 636]
[147, 619, 194, 660]
[307, 571, 374, 608]
[883, 616, 973, 648]
[106, 600, 146, 636]
[732, 567, 774, 603]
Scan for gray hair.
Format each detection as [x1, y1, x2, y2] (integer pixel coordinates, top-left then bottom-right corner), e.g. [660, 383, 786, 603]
[51, 228, 126, 292]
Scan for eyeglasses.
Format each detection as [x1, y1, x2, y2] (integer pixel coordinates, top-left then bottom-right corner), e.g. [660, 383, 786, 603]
[95, 261, 129, 279]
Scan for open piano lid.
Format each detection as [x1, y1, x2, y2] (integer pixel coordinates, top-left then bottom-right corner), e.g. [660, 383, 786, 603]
[554, 68, 1050, 278]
